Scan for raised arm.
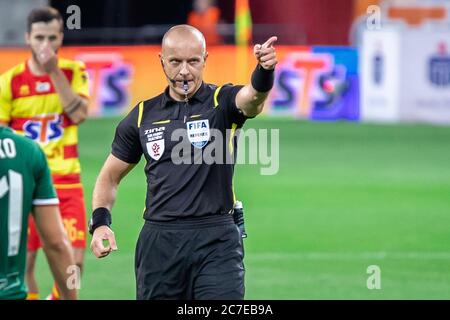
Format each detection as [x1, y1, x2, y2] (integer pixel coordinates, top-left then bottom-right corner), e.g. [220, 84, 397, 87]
[37, 44, 89, 124]
[235, 36, 278, 117]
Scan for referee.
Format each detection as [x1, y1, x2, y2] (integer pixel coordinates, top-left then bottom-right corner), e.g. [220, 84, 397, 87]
[89, 25, 278, 300]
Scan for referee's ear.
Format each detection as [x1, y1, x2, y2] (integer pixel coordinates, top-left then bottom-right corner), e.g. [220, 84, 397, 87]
[159, 53, 165, 70]
[203, 52, 208, 66]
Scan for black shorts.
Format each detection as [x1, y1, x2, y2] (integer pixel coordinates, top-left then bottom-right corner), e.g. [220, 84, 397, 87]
[135, 214, 245, 300]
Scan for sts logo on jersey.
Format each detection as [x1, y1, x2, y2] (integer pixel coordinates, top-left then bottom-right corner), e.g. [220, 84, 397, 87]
[186, 120, 210, 149]
[24, 114, 63, 144]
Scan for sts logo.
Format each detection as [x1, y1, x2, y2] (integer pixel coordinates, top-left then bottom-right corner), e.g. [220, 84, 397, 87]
[24, 114, 63, 144]
[269, 48, 359, 121]
[75, 53, 132, 117]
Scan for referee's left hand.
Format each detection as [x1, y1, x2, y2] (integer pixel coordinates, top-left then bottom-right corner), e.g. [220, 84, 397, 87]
[90, 225, 118, 258]
[253, 36, 278, 70]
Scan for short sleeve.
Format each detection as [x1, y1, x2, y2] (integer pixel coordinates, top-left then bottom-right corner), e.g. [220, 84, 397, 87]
[71, 61, 90, 100]
[32, 144, 59, 206]
[111, 104, 143, 164]
[217, 84, 252, 128]
[0, 72, 12, 123]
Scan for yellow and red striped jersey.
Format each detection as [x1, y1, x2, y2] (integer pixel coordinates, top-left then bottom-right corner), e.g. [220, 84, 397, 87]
[0, 58, 90, 189]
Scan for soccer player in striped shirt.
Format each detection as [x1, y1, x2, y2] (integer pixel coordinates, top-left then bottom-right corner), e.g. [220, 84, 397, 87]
[0, 7, 90, 300]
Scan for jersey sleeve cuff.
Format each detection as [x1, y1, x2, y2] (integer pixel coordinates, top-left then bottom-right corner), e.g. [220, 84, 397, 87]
[111, 149, 141, 164]
[33, 198, 59, 206]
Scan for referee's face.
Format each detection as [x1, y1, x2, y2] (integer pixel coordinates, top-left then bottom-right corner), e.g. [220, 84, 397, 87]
[160, 34, 208, 101]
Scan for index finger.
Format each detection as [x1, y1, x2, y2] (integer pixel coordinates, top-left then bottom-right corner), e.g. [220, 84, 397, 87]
[262, 36, 278, 49]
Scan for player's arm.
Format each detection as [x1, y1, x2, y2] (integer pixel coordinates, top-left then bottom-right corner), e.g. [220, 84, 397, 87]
[36, 45, 89, 124]
[90, 154, 136, 258]
[49, 68, 89, 124]
[235, 36, 278, 118]
[33, 205, 77, 300]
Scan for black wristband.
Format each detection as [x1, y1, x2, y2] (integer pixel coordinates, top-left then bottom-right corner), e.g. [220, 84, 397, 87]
[88, 207, 112, 235]
[251, 64, 275, 92]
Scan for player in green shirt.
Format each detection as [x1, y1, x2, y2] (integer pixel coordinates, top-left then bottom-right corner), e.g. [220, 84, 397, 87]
[0, 126, 77, 300]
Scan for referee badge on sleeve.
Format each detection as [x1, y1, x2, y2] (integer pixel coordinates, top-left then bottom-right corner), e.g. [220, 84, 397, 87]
[146, 139, 165, 161]
[186, 119, 210, 149]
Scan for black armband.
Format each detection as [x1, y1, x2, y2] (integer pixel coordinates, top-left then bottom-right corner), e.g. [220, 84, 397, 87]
[251, 64, 275, 92]
[88, 207, 112, 235]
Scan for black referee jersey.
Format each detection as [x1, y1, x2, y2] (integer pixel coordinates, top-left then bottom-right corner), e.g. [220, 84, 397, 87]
[111, 82, 251, 222]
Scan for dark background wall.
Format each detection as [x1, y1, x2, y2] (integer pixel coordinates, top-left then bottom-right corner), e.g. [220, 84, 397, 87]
[50, 0, 354, 45]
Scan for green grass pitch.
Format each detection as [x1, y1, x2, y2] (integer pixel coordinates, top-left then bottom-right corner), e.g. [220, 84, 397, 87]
[34, 116, 450, 299]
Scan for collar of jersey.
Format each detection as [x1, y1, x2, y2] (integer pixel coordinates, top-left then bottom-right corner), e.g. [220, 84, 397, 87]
[161, 82, 209, 107]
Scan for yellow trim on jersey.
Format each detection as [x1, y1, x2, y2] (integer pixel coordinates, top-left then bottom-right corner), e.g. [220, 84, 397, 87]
[60, 59, 90, 99]
[0, 63, 24, 122]
[9, 93, 63, 113]
[152, 120, 171, 124]
[54, 183, 83, 189]
[213, 86, 223, 108]
[229, 123, 238, 155]
[61, 125, 78, 145]
[137, 101, 144, 128]
[47, 157, 81, 175]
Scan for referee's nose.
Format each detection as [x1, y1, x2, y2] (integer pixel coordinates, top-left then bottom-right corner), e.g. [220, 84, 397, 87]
[179, 61, 190, 78]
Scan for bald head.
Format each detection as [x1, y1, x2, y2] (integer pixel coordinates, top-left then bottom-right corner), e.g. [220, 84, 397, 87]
[162, 25, 206, 55]
[159, 25, 208, 101]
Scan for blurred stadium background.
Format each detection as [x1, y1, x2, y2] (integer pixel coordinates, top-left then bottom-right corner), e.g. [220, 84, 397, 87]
[1, 0, 449, 299]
